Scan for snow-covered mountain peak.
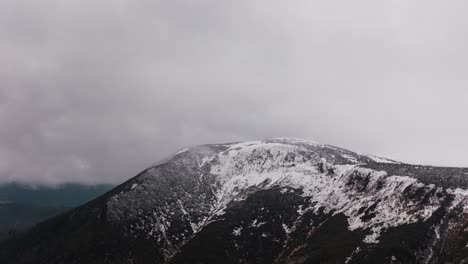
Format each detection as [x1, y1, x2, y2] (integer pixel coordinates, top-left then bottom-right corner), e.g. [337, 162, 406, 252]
[4, 138, 468, 264]
[197, 140, 458, 245]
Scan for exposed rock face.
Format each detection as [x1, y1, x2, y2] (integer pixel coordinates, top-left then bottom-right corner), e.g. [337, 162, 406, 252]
[2, 138, 468, 264]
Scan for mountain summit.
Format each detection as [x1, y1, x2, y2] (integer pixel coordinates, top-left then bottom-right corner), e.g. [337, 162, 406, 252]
[2, 138, 468, 263]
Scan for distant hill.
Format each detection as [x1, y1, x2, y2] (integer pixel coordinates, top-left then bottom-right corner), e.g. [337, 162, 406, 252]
[0, 183, 114, 207]
[0, 183, 113, 241]
[0, 203, 68, 241]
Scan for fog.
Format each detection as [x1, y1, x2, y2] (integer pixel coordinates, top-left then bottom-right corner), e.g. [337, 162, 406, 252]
[1, 0, 468, 185]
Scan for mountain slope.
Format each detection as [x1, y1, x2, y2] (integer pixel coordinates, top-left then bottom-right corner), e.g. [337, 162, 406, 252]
[1, 138, 468, 264]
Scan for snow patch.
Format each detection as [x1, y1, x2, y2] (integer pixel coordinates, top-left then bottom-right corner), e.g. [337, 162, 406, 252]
[345, 246, 361, 264]
[251, 219, 266, 228]
[174, 148, 189, 156]
[341, 154, 358, 163]
[178, 199, 188, 215]
[447, 188, 468, 213]
[270, 137, 323, 146]
[365, 154, 398, 164]
[208, 141, 445, 244]
[232, 226, 242, 236]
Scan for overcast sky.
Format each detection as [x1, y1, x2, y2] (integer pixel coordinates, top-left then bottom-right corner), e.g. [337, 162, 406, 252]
[1, 0, 468, 186]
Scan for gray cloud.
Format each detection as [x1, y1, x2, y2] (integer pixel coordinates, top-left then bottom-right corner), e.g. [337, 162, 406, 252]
[1, 0, 468, 185]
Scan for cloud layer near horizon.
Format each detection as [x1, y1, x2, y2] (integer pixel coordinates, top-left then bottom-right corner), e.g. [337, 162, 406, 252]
[1, 0, 468, 186]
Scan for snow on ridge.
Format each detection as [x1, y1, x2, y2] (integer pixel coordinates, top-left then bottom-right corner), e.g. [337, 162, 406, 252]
[208, 141, 448, 244]
[112, 139, 468, 249]
[341, 154, 359, 163]
[148, 150, 187, 169]
[147, 147, 193, 169]
[268, 137, 323, 146]
[174, 148, 189, 156]
[364, 154, 399, 164]
[447, 188, 468, 213]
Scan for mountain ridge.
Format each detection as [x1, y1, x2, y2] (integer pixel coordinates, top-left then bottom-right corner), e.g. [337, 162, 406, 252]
[2, 138, 468, 263]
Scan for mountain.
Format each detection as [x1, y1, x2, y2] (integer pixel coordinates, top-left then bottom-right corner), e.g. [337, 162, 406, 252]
[1, 138, 468, 264]
[0, 183, 113, 242]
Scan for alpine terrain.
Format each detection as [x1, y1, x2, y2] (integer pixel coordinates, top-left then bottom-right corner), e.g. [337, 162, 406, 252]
[1, 138, 468, 264]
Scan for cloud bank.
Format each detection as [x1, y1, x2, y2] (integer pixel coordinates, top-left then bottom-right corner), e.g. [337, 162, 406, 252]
[1, 0, 468, 185]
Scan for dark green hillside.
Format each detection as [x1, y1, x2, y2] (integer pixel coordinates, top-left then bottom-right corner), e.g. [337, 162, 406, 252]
[0, 183, 113, 207]
[0, 183, 113, 241]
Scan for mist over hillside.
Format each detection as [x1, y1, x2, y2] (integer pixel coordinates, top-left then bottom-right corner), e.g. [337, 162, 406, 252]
[0, 183, 113, 241]
[0, 183, 114, 207]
